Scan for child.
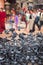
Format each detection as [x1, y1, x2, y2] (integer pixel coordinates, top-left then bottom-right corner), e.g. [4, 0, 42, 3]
[0, 8, 6, 33]
[14, 13, 19, 30]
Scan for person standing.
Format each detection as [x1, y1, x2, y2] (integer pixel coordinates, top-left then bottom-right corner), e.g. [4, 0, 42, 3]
[29, 10, 36, 32]
[40, 10, 43, 27]
[32, 10, 41, 32]
[25, 10, 30, 32]
[0, 8, 6, 33]
[14, 12, 19, 30]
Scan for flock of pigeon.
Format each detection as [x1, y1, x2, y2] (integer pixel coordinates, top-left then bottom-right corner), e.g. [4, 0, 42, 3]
[0, 29, 43, 65]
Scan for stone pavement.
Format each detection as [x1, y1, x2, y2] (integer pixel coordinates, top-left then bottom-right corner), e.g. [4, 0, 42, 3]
[0, 22, 43, 38]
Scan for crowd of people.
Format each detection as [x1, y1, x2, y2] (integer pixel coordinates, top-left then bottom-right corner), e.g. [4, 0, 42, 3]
[0, 7, 43, 34]
[21, 8, 43, 32]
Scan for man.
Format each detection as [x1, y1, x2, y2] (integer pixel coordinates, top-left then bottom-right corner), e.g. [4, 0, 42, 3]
[40, 10, 43, 26]
[32, 10, 41, 32]
[0, 8, 6, 33]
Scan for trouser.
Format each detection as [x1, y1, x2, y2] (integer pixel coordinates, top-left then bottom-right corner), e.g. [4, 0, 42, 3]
[32, 21, 41, 31]
[24, 21, 27, 28]
[40, 20, 43, 26]
[29, 19, 34, 31]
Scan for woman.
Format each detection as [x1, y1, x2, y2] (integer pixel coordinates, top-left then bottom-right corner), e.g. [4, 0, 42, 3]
[25, 10, 30, 31]
[0, 8, 6, 33]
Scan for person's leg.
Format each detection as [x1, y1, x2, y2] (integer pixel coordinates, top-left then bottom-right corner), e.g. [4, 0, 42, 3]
[32, 21, 35, 32]
[15, 21, 18, 30]
[27, 21, 30, 32]
[29, 19, 31, 32]
[24, 20, 27, 28]
[0, 22, 5, 33]
[2, 22, 5, 30]
[0, 24, 2, 34]
[40, 21, 43, 27]
[16, 23, 18, 30]
[29, 19, 34, 32]
[36, 21, 41, 31]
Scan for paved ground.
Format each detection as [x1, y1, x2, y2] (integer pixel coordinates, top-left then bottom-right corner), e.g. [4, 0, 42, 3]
[0, 22, 43, 38]
[0, 22, 43, 65]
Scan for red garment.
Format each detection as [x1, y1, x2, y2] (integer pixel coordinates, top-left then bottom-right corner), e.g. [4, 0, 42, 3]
[22, 15, 26, 21]
[22, 7, 27, 12]
[0, 11, 6, 33]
